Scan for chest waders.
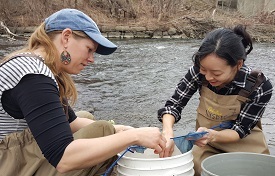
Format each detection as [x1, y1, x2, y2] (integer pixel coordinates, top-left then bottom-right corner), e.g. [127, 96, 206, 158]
[192, 71, 270, 176]
[0, 54, 117, 176]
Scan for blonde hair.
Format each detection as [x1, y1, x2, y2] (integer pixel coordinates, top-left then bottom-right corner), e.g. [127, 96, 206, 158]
[3, 22, 78, 105]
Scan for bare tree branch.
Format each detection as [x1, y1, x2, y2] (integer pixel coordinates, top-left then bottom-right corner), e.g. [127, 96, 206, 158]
[0, 21, 18, 37]
[0, 21, 27, 40]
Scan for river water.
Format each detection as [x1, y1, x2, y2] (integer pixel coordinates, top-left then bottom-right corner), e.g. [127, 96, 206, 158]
[1, 37, 274, 154]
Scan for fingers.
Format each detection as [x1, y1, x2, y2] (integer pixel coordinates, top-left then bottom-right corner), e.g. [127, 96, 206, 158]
[161, 145, 174, 157]
[195, 139, 207, 147]
[154, 134, 167, 154]
[159, 137, 174, 158]
[197, 127, 208, 132]
[134, 127, 169, 155]
[194, 132, 209, 147]
[160, 130, 175, 158]
[154, 145, 163, 154]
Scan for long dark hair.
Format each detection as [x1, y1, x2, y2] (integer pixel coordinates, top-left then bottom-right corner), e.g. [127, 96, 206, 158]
[192, 25, 253, 67]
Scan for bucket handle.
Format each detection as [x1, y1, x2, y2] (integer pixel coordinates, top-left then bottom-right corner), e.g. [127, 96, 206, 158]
[103, 145, 146, 176]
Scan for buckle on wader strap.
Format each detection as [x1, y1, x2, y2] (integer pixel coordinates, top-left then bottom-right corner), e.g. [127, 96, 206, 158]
[238, 70, 265, 98]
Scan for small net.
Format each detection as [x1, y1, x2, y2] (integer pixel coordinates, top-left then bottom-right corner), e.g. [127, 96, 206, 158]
[171, 131, 208, 154]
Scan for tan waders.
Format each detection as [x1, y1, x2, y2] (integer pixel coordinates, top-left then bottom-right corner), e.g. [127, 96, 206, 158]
[192, 86, 269, 176]
[0, 111, 117, 176]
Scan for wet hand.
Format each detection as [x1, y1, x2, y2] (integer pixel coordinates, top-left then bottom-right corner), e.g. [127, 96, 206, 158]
[159, 131, 174, 158]
[135, 127, 166, 154]
[194, 127, 215, 147]
[153, 135, 167, 155]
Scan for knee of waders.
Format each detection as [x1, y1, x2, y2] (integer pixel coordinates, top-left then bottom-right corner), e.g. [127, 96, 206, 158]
[73, 120, 115, 139]
[94, 120, 116, 136]
[75, 111, 95, 120]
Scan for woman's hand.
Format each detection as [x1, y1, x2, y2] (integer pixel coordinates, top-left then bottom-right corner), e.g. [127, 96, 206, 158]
[132, 127, 167, 154]
[160, 114, 176, 158]
[159, 129, 174, 158]
[195, 127, 240, 146]
[194, 127, 215, 147]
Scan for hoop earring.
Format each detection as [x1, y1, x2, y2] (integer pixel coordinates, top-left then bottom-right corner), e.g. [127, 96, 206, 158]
[61, 51, 71, 65]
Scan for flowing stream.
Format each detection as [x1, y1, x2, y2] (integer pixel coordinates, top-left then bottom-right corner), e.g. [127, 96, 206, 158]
[1, 37, 274, 154]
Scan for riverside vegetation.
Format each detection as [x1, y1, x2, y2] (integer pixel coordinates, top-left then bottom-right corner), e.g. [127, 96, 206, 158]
[0, 0, 275, 42]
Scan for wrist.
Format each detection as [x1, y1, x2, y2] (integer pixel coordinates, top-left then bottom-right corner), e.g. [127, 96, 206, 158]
[162, 128, 174, 138]
[208, 129, 217, 143]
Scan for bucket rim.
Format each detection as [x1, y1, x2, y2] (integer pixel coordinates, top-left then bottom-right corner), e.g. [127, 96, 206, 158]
[117, 162, 194, 174]
[117, 148, 193, 161]
[117, 168, 195, 176]
[117, 156, 194, 170]
[202, 152, 274, 162]
[201, 152, 275, 176]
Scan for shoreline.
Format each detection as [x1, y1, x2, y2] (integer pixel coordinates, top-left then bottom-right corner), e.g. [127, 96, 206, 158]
[2, 24, 275, 43]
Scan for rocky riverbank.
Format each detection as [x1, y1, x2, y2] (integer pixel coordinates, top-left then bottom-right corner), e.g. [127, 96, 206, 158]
[8, 25, 194, 39]
[5, 22, 275, 43]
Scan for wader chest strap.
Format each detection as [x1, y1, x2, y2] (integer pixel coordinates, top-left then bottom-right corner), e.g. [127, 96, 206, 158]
[238, 70, 265, 98]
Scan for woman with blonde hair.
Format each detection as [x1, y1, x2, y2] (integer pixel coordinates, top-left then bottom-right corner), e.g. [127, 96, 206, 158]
[0, 8, 166, 176]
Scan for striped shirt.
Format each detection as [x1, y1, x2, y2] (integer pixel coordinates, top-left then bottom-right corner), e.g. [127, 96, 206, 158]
[158, 65, 273, 138]
[0, 54, 76, 167]
[0, 54, 57, 140]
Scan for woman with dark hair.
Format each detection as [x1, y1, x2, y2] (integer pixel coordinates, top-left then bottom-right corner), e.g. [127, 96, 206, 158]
[157, 25, 273, 176]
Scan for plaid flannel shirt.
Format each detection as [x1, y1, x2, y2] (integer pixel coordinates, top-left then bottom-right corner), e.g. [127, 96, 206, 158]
[158, 65, 273, 138]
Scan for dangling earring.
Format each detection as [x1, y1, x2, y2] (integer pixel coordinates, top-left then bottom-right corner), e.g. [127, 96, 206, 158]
[61, 50, 71, 65]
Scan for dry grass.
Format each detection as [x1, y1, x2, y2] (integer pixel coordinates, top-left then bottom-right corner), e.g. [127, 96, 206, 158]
[0, 0, 274, 42]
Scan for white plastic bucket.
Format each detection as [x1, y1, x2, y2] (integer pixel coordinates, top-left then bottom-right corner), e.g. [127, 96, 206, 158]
[201, 152, 275, 176]
[117, 146, 194, 176]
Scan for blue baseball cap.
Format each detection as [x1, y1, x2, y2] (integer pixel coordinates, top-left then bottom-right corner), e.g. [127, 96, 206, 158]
[44, 8, 117, 55]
